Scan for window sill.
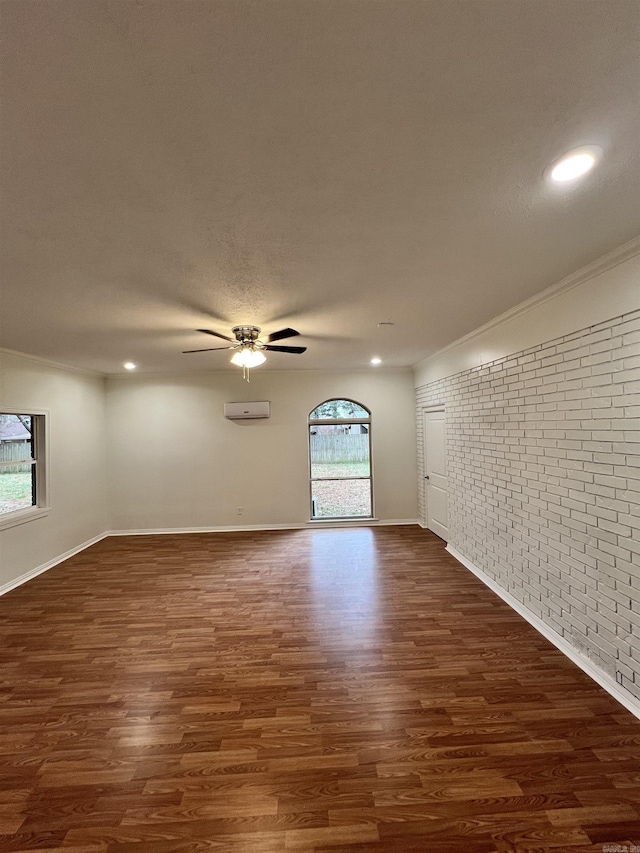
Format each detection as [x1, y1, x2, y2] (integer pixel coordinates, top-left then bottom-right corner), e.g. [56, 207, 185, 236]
[0, 506, 51, 531]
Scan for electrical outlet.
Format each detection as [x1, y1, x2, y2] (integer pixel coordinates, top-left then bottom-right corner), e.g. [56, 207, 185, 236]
[237, 507, 243, 515]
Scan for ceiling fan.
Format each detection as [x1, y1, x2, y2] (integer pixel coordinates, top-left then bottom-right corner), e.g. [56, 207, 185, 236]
[183, 326, 306, 381]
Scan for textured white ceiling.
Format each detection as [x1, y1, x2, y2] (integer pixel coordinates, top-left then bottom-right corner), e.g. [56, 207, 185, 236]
[1, 0, 639, 374]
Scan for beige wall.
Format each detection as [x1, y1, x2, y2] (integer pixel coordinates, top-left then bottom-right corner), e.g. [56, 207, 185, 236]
[106, 369, 417, 531]
[0, 352, 108, 589]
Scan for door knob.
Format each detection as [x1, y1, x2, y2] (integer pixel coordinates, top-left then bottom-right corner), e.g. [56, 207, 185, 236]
[425, 475, 429, 480]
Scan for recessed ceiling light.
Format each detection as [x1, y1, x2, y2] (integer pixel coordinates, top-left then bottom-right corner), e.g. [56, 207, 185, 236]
[547, 145, 602, 184]
[371, 357, 382, 365]
[123, 362, 136, 370]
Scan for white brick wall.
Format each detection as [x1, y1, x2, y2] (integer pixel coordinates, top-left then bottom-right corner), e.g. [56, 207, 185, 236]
[416, 309, 640, 699]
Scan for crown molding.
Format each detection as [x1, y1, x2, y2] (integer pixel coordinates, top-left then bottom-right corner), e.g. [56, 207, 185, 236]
[414, 235, 640, 371]
[105, 366, 414, 380]
[1, 346, 413, 382]
[0, 347, 104, 378]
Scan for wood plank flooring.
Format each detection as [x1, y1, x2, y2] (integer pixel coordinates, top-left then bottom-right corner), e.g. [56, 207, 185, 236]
[0, 526, 639, 852]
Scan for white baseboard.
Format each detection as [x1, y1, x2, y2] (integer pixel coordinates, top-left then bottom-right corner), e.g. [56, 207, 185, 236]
[446, 544, 640, 720]
[108, 518, 421, 536]
[0, 532, 109, 597]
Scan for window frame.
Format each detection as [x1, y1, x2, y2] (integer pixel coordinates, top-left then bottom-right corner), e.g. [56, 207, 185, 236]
[308, 398, 374, 521]
[0, 409, 50, 531]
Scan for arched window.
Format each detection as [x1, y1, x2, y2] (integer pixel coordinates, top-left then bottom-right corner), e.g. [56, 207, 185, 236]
[309, 399, 372, 519]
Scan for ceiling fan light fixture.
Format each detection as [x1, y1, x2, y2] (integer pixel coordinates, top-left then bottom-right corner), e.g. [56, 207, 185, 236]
[230, 347, 267, 368]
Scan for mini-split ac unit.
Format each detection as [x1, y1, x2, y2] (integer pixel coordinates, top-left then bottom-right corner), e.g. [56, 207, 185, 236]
[223, 401, 271, 420]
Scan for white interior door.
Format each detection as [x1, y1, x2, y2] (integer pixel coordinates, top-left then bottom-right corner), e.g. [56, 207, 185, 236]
[423, 410, 449, 542]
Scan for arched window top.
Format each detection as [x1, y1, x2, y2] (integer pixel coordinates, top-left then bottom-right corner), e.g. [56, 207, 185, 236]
[309, 398, 370, 421]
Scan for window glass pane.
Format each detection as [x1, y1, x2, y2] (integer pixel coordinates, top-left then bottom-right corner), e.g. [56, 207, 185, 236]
[312, 479, 371, 518]
[0, 414, 33, 462]
[310, 400, 369, 420]
[0, 415, 37, 517]
[0, 462, 36, 515]
[308, 399, 372, 520]
[310, 423, 370, 479]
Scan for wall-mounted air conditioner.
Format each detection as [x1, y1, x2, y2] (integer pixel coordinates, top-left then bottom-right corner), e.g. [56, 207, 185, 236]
[223, 401, 271, 420]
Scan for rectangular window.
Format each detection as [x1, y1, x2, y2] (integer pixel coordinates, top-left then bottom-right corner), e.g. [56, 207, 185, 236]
[0, 412, 47, 528]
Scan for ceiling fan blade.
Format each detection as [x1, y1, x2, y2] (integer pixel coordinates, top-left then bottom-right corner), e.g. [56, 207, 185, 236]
[263, 327, 300, 343]
[263, 345, 307, 354]
[196, 328, 235, 342]
[182, 346, 233, 353]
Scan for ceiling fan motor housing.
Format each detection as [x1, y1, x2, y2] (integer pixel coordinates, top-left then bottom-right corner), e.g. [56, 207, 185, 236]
[233, 326, 261, 344]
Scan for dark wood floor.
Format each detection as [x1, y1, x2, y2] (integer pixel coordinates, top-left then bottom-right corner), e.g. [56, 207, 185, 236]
[1, 526, 639, 852]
